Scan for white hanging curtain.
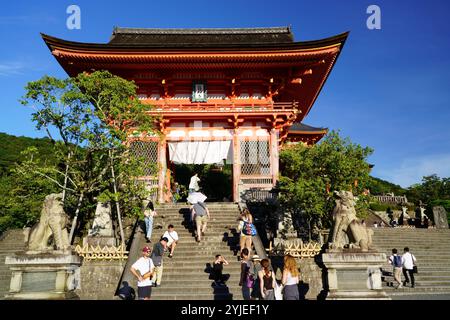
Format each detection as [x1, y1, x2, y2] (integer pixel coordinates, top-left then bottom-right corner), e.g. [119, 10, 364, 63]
[168, 140, 232, 164]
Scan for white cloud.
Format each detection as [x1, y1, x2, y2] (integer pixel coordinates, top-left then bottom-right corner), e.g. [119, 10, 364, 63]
[377, 154, 450, 188]
[0, 62, 24, 76]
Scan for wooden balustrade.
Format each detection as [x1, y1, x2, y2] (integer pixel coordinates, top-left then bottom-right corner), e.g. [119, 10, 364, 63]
[266, 241, 322, 259]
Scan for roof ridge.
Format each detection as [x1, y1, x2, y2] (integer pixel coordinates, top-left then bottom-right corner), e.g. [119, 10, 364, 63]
[112, 26, 292, 35]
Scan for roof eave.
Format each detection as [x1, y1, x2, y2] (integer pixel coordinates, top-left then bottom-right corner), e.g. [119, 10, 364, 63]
[41, 32, 349, 52]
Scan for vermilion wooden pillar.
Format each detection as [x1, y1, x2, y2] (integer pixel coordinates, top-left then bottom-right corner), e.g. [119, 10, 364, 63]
[270, 128, 280, 185]
[158, 139, 167, 203]
[232, 129, 240, 202]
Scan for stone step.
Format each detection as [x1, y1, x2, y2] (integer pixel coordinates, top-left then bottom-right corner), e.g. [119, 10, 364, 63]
[161, 261, 239, 268]
[156, 208, 240, 212]
[373, 240, 450, 244]
[385, 287, 450, 295]
[148, 241, 238, 248]
[150, 235, 239, 242]
[162, 263, 241, 270]
[151, 293, 236, 300]
[148, 286, 239, 295]
[387, 263, 450, 267]
[157, 278, 241, 286]
[384, 280, 450, 286]
[156, 203, 239, 206]
[156, 214, 240, 218]
[153, 220, 241, 225]
[151, 227, 240, 233]
[159, 245, 241, 254]
[161, 272, 241, 280]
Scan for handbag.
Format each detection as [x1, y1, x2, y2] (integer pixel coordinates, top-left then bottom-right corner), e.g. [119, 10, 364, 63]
[274, 280, 283, 300]
[412, 265, 418, 274]
[246, 274, 254, 288]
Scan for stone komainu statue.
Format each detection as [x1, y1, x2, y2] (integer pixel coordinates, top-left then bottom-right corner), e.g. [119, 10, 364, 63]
[329, 191, 373, 252]
[27, 193, 70, 251]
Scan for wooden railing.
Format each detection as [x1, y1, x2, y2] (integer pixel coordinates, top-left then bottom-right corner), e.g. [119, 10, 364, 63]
[266, 241, 322, 259]
[75, 244, 129, 261]
[373, 195, 408, 205]
[240, 188, 278, 203]
[145, 101, 298, 113]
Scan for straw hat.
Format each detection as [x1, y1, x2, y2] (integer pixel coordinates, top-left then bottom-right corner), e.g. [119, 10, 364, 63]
[251, 255, 261, 261]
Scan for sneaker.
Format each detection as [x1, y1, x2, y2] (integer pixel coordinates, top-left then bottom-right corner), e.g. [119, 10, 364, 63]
[397, 284, 403, 289]
[411, 284, 415, 288]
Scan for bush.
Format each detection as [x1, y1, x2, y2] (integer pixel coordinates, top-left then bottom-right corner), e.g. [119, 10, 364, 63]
[369, 202, 392, 212]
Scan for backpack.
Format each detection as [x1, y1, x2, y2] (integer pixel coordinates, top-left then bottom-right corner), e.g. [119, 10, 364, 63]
[393, 255, 402, 268]
[242, 221, 257, 236]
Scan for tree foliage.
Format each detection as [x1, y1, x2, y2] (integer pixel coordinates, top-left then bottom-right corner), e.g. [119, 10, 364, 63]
[365, 176, 406, 195]
[2, 71, 156, 241]
[279, 130, 373, 232]
[405, 174, 450, 205]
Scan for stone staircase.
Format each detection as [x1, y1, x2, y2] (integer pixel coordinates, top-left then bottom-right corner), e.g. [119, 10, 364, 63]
[121, 202, 245, 300]
[0, 229, 26, 298]
[372, 228, 450, 296]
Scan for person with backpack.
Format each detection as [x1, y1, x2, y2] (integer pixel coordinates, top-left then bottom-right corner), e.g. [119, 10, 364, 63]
[402, 247, 417, 288]
[237, 209, 255, 256]
[389, 248, 403, 289]
[192, 202, 210, 242]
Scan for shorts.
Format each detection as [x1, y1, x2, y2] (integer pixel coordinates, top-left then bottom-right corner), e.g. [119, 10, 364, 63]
[195, 215, 208, 225]
[137, 285, 152, 299]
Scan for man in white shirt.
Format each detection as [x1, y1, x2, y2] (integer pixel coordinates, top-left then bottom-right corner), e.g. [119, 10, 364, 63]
[162, 224, 179, 258]
[402, 247, 417, 288]
[189, 173, 201, 192]
[130, 246, 155, 300]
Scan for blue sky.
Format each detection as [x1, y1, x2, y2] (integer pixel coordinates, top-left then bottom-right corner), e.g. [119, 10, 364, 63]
[0, 0, 449, 188]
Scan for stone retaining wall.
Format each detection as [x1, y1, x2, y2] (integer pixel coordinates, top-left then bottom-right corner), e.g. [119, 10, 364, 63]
[76, 261, 125, 300]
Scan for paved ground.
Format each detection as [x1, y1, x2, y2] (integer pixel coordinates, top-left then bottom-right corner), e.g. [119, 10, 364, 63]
[391, 294, 450, 300]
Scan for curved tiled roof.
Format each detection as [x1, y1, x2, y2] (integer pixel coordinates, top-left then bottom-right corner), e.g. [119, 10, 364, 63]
[109, 26, 294, 46]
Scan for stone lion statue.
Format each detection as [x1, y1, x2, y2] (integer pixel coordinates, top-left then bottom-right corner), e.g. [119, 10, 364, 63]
[27, 193, 70, 251]
[329, 191, 373, 252]
[88, 202, 113, 237]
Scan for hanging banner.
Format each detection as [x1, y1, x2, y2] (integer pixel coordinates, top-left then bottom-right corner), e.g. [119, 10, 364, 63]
[168, 140, 232, 164]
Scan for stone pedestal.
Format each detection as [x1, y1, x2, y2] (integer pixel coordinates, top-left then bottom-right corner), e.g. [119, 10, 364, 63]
[76, 260, 126, 300]
[4, 251, 82, 300]
[321, 250, 390, 300]
[83, 236, 116, 247]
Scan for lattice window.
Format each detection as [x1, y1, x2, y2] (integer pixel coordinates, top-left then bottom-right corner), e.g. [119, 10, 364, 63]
[240, 140, 270, 176]
[129, 141, 158, 176]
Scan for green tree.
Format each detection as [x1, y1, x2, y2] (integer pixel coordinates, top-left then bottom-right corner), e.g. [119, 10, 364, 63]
[366, 176, 406, 195]
[19, 71, 155, 244]
[0, 148, 59, 233]
[279, 130, 373, 239]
